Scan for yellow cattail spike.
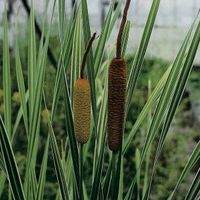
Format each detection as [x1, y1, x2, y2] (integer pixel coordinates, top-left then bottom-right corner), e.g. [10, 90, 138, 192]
[73, 79, 91, 144]
[108, 58, 127, 151]
[73, 33, 96, 144]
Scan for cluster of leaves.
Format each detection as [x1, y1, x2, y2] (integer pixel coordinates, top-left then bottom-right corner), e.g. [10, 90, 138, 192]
[0, 0, 200, 200]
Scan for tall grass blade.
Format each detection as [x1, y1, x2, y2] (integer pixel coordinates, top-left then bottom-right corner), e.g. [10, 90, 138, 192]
[142, 16, 200, 200]
[185, 168, 200, 200]
[3, 5, 12, 137]
[36, 135, 50, 200]
[48, 120, 69, 200]
[62, 67, 80, 197]
[58, 0, 65, 40]
[94, 3, 113, 76]
[0, 116, 25, 200]
[108, 0, 125, 36]
[122, 20, 131, 57]
[15, 39, 29, 136]
[81, 0, 97, 132]
[70, 6, 82, 97]
[28, 1, 37, 124]
[51, 10, 76, 118]
[141, 19, 200, 164]
[168, 142, 200, 200]
[90, 67, 108, 200]
[127, 0, 160, 111]
[0, 155, 5, 173]
[123, 66, 171, 153]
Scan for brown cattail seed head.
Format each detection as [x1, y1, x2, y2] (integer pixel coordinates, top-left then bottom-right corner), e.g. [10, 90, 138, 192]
[108, 58, 127, 151]
[73, 79, 91, 144]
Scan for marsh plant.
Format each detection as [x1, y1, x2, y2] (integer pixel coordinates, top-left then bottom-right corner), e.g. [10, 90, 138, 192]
[0, 0, 200, 200]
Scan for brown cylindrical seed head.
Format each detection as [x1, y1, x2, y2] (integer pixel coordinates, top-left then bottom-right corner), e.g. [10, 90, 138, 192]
[73, 79, 91, 144]
[108, 58, 127, 151]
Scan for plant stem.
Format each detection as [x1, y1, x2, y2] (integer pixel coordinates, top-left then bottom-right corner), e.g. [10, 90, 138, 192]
[80, 33, 96, 79]
[116, 0, 131, 59]
[111, 152, 117, 199]
[79, 144, 84, 200]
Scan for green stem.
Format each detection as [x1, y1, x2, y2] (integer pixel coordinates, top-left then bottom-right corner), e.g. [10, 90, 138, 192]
[79, 144, 84, 200]
[111, 152, 117, 199]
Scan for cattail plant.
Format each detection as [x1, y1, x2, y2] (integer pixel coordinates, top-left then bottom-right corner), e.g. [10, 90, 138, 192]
[73, 33, 96, 144]
[1, 0, 200, 199]
[108, 0, 131, 151]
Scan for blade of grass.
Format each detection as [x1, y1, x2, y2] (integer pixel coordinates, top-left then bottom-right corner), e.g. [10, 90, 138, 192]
[142, 16, 200, 200]
[90, 66, 108, 200]
[140, 19, 200, 164]
[142, 80, 152, 199]
[70, 5, 82, 98]
[58, 0, 65, 40]
[25, 2, 55, 197]
[155, 13, 200, 159]
[51, 8, 76, 118]
[0, 115, 25, 200]
[185, 168, 200, 200]
[28, 0, 37, 124]
[0, 155, 6, 173]
[127, 0, 160, 112]
[122, 20, 131, 57]
[94, 3, 113, 76]
[36, 135, 50, 200]
[12, 92, 29, 142]
[81, 0, 98, 139]
[102, 157, 112, 199]
[123, 65, 171, 153]
[135, 149, 141, 200]
[3, 5, 12, 137]
[48, 120, 69, 200]
[168, 142, 200, 200]
[62, 66, 80, 198]
[15, 38, 29, 136]
[108, 0, 125, 36]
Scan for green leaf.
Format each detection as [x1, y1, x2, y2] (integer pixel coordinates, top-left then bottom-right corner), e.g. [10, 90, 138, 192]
[135, 149, 141, 200]
[168, 142, 200, 200]
[185, 168, 200, 200]
[141, 19, 200, 164]
[90, 65, 108, 200]
[94, 3, 113, 76]
[142, 15, 200, 200]
[36, 135, 50, 200]
[0, 155, 6, 173]
[51, 9, 76, 118]
[58, 0, 65, 40]
[28, 1, 37, 123]
[81, 0, 98, 135]
[127, 0, 160, 111]
[122, 20, 131, 57]
[15, 39, 29, 136]
[63, 67, 80, 197]
[102, 157, 112, 199]
[3, 6, 12, 137]
[48, 121, 69, 200]
[0, 115, 25, 200]
[123, 65, 171, 153]
[70, 6, 82, 97]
